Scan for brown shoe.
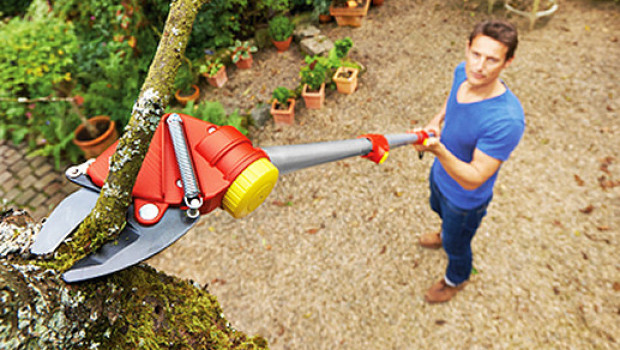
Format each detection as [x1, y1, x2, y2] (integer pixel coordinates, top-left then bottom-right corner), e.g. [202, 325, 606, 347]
[424, 279, 467, 304]
[419, 231, 442, 249]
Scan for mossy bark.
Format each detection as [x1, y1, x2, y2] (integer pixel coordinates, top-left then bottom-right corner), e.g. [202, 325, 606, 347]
[49, 0, 205, 272]
[0, 210, 269, 349]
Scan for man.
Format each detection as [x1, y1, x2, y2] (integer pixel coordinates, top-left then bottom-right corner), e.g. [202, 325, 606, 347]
[414, 20, 525, 303]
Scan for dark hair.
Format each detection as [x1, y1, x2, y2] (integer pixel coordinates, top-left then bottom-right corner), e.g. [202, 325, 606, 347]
[469, 20, 518, 61]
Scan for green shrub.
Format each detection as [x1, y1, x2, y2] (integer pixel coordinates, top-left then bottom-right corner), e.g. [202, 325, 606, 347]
[272, 86, 293, 107]
[312, 0, 331, 16]
[332, 37, 354, 60]
[0, 15, 82, 167]
[300, 56, 329, 91]
[167, 101, 248, 135]
[268, 15, 295, 41]
[199, 58, 225, 78]
[0, 0, 34, 18]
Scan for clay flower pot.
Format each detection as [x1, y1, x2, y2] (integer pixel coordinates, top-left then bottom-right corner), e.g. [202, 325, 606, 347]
[333, 66, 359, 95]
[318, 14, 333, 23]
[73, 115, 119, 159]
[174, 84, 200, 106]
[301, 83, 325, 109]
[272, 36, 293, 53]
[234, 54, 253, 69]
[204, 67, 228, 88]
[270, 98, 296, 125]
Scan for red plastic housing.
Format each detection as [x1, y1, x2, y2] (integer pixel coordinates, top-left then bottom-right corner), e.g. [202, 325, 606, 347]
[359, 134, 389, 164]
[87, 113, 268, 225]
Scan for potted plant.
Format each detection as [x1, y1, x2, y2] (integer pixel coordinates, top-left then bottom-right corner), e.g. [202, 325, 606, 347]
[270, 86, 296, 125]
[329, 0, 371, 27]
[199, 58, 228, 88]
[174, 62, 200, 105]
[333, 67, 359, 95]
[328, 37, 360, 94]
[300, 56, 329, 109]
[314, 0, 333, 23]
[268, 15, 295, 53]
[70, 95, 119, 159]
[230, 40, 258, 69]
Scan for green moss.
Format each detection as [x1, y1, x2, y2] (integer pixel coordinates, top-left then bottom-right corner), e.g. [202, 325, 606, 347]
[81, 265, 269, 349]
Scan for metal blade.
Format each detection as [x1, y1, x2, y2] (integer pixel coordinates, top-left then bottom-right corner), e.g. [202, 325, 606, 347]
[62, 206, 198, 282]
[31, 188, 99, 255]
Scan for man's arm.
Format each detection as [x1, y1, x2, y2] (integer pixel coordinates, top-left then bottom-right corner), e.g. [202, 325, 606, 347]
[421, 140, 502, 190]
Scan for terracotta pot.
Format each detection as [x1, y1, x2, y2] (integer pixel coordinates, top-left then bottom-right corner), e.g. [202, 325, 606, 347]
[174, 84, 200, 105]
[301, 83, 325, 109]
[270, 98, 296, 125]
[204, 67, 228, 88]
[272, 36, 293, 53]
[73, 116, 119, 159]
[333, 66, 359, 95]
[330, 0, 371, 27]
[318, 14, 333, 23]
[234, 54, 253, 69]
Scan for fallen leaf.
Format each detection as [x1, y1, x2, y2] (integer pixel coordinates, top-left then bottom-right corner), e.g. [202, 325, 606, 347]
[579, 205, 594, 214]
[613, 282, 620, 292]
[210, 278, 226, 285]
[367, 209, 378, 221]
[307, 228, 320, 235]
[596, 225, 610, 231]
[435, 320, 447, 325]
[552, 219, 564, 228]
[379, 245, 386, 254]
[574, 174, 585, 186]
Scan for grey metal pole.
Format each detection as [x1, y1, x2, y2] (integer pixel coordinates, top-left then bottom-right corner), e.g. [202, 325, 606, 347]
[262, 133, 424, 174]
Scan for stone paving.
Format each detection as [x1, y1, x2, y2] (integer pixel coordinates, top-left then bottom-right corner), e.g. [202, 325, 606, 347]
[0, 140, 79, 221]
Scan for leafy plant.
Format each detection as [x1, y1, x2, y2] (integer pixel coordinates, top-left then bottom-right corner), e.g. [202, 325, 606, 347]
[272, 86, 293, 108]
[166, 101, 248, 135]
[0, 14, 82, 167]
[331, 37, 354, 60]
[199, 58, 225, 78]
[230, 40, 258, 63]
[174, 61, 198, 94]
[268, 15, 295, 42]
[312, 0, 332, 16]
[300, 56, 329, 91]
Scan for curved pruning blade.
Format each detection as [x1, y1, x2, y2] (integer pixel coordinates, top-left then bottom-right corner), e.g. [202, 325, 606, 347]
[31, 189, 99, 255]
[62, 206, 198, 283]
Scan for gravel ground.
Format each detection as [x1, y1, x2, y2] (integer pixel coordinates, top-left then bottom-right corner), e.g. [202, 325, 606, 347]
[148, 1, 619, 348]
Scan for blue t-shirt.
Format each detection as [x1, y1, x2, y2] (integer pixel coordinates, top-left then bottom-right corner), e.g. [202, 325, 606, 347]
[431, 62, 525, 209]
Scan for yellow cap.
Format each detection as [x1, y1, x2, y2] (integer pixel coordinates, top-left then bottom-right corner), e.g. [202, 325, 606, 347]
[222, 158, 279, 218]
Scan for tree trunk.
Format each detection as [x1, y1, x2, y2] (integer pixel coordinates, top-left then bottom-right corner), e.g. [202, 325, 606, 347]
[0, 209, 268, 349]
[49, 0, 204, 272]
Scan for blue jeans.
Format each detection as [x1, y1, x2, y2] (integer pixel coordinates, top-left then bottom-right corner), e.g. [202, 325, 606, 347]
[429, 175, 491, 285]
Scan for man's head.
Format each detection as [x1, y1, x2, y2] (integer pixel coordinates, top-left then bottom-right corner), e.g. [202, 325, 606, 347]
[464, 20, 518, 89]
[469, 20, 518, 61]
